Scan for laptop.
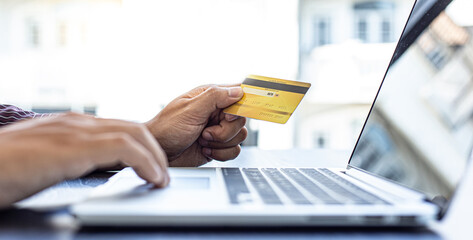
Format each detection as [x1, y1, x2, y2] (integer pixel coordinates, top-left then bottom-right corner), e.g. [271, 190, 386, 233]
[72, 0, 472, 226]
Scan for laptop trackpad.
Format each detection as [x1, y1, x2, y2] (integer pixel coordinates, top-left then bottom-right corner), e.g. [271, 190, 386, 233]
[89, 168, 215, 197]
[170, 177, 210, 189]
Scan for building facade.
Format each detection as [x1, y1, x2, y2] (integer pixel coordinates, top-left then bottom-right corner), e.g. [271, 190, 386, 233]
[296, 0, 413, 150]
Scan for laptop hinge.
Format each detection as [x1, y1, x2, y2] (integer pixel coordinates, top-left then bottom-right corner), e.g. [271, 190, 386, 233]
[427, 196, 448, 219]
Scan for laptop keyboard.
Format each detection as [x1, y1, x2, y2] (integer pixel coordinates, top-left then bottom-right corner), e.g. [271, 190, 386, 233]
[222, 168, 390, 205]
[221, 168, 251, 204]
[281, 168, 342, 204]
[261, 168, 312, 205]
[242, 168, 283, 205]
[316, 168, 389, 204]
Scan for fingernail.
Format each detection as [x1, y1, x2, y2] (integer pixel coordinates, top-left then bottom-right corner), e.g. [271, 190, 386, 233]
[202, 131, 213, 141]
[228, 87, 243, 98]
[203, 147, 212, 156]
[164, 174, 171, 187]
[225, 114, 239, 122]
[153, 175, 165, 187]
[151, 165, 167, 187]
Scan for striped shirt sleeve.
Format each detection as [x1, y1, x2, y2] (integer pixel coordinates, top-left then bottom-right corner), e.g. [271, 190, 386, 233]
[0, 104, 52, 127]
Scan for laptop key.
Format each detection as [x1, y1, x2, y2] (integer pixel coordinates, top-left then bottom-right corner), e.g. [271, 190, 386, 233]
[262, 168, 312, 205]
[281, 168, 342, 204]
[243, 168, 283, 205]
[222, 168, 252, 204]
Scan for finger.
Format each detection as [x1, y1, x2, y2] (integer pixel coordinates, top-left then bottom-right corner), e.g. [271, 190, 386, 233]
[202, 145, 241, 161]
[91, 133, 168, 187]
[72, 117, 170, 185]
[168, 143, 211, 167]
[85, 119, 170, 183]
[201, 117, 246, 142]
[225, 113, 241, 122]
[191, 85, 243, 116]
[199, 127, 247, 149]
[62, 112, 95, 119]
[218, 83, 242, 88]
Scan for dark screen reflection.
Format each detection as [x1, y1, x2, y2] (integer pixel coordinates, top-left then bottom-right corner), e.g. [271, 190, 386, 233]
[350, 2, 473, 202]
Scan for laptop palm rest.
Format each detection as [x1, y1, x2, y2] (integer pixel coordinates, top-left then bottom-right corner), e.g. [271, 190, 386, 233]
[83, 168, 219, 207]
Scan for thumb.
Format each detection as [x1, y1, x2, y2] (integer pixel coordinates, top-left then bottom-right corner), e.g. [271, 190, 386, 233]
[192, 86, 243, 116]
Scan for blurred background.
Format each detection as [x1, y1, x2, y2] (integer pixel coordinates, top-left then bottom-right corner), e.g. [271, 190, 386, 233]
[0, 0, 426, 151]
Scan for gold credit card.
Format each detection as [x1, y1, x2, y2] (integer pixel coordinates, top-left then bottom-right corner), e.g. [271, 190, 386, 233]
[224, 75, 311, 124]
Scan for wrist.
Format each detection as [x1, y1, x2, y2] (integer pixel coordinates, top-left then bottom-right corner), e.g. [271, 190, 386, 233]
[144, 116, 173, 159]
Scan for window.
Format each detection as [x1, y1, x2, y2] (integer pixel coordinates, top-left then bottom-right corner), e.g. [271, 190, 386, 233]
[27, 21, 40, 48]
[381, 19, 392, 42]
[313, 132, 328, 148]
[312, 17, 331, 48]
[357, 18, 368, 42]
[353, 1, 395, 43]
[418, 32, 450, 70]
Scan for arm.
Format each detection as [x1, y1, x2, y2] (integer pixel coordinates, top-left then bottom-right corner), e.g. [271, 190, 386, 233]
[0, 113, 169, 208]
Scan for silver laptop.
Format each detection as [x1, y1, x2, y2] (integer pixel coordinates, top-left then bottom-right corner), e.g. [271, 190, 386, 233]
[72, 0, 472, 227]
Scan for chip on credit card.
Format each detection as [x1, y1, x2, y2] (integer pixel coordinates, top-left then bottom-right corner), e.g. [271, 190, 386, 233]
[223, 75, 311, 124]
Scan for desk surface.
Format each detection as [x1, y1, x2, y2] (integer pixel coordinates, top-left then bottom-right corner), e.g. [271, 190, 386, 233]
[1, 147, 470, 239]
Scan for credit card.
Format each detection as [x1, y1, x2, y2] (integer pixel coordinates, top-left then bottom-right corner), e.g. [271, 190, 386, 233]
[224, 75, 311, 124]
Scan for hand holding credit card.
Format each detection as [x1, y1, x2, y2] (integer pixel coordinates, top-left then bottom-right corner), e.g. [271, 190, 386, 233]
[224, 75, 311, 124]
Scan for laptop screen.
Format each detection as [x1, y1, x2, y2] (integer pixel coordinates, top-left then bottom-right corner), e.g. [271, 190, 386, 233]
[349, 0, 472, 205]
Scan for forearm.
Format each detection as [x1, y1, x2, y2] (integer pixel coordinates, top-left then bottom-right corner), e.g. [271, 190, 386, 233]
[0, 104, 52, 127]
[0, 112, 169, 208]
